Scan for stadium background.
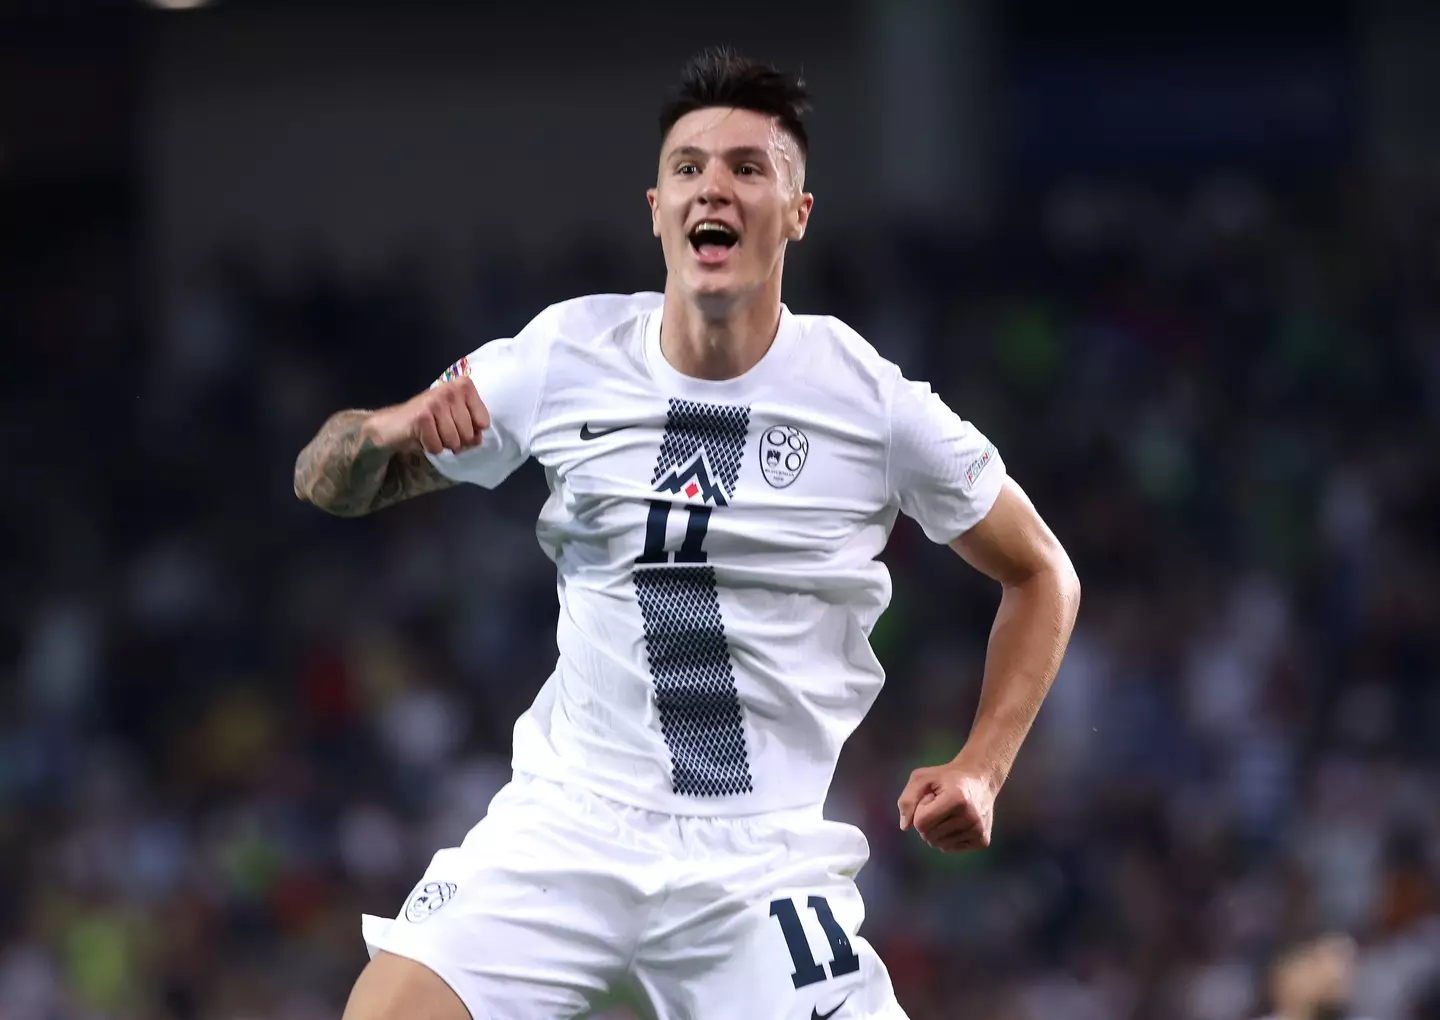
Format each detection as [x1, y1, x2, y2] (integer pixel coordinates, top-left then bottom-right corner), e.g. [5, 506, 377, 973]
[4, 0, 1440, 1017]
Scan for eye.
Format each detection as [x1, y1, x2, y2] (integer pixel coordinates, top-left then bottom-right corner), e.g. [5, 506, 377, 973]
[736, 164, 762, 176]
[676, 163, 699, 176]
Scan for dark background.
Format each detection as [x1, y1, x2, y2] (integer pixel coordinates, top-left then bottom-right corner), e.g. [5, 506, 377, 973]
[4, 1, 1440, 1017]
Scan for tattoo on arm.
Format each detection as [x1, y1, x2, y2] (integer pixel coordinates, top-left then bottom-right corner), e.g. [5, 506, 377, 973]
[370, 446, 455, 513]
[293, 410, 453, 516]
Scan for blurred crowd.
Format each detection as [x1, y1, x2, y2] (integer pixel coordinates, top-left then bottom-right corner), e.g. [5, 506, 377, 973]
[4, 172, 1440, 1020]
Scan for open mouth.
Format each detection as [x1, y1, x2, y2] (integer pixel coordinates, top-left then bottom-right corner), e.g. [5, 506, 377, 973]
[688, 221, 739, 262]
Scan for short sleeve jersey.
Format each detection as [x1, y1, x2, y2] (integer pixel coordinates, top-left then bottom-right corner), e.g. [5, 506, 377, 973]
[428, 293, 1005, 815]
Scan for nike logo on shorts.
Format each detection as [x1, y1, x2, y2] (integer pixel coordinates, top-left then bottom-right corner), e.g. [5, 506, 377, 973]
[579, 423, 636, 441]
[812, 996, 849, 1020]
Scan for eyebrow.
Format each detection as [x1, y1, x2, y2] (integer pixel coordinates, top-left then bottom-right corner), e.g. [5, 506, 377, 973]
[666, 145, 773, 165]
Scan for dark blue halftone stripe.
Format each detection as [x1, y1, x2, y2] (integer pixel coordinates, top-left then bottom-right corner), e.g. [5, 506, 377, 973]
[635, 566, 752, 797]
[636, 398, 753, 798]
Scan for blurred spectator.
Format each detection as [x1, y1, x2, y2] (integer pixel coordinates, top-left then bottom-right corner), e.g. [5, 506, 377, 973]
[1257, 934, 1370, 1020]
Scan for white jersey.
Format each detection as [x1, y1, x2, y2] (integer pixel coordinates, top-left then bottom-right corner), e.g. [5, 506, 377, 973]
[427, 292, 1005, 816]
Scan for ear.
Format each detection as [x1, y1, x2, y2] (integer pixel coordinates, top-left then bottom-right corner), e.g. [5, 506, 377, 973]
[646, 187, 660, 238]
[788, 192, 814, 242]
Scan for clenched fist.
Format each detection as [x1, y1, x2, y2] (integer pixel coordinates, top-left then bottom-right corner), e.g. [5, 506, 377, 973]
[364, 378, 491, 456]
[897, 762, 998, 853]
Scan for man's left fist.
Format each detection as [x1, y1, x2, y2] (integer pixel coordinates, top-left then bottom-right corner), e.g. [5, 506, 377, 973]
[897, 763, 998, 853]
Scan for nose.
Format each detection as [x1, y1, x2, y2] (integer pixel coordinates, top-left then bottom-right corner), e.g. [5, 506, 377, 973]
[697, 164, 735, 205]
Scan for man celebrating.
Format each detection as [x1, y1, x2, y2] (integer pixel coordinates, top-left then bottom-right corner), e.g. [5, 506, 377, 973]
[296, 48, 1080, 1020]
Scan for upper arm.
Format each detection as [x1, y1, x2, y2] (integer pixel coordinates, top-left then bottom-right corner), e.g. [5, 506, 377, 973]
[886, 372, 1074, 587]
[949, 478, 1074, 587]
[888, 374, 1006, 543]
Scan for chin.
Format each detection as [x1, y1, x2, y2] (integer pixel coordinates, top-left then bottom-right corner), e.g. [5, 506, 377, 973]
[682, 269, 755, 307]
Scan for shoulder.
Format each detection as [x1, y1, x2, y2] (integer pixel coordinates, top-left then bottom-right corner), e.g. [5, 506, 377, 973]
[521, 291, 662, 346]
[448, 293, 659, 397]
[787, 312, 902, 406]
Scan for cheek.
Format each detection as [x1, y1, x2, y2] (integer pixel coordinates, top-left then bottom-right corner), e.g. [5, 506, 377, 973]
[661, 201, 690, 238]
[755, 207, 791, 245]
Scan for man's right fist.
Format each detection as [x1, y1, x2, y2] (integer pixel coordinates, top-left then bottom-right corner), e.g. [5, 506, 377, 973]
[363, 378, 491, 456]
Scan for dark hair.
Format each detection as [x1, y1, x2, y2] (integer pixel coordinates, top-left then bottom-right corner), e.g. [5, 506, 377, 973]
[659, 47, 811, 158]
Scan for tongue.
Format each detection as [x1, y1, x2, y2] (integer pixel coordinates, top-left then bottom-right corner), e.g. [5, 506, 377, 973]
[695, 243, 731, 264]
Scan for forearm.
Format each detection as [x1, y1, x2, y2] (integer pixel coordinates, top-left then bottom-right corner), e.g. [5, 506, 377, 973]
[958, 559, 1081, 790]
[293, 409, 452, 516]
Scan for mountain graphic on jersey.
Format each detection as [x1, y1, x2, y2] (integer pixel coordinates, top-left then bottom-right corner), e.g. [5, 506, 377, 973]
[653, 450, 730, 506]
[650, 399, 748, 503]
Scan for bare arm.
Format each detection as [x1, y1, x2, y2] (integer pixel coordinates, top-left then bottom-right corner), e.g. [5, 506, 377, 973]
[293, 379, 489, 517]
[947, 477, 1081, 790]
[898, 476, 1080, 850]
[293, 410, 454, 517]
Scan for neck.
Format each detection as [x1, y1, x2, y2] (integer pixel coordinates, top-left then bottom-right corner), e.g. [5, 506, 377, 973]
[659, 277, 784, 381]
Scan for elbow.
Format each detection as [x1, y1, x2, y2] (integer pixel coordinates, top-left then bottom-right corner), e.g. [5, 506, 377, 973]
[294, 478, 371, 518]
[293, 458, 315, 507]
[292, 459, 353, 516]
[1016, 538, 1080, 616]
[1005, 551, 1079, 611]
[294, 485, 331, 513]
[295, 485, 364, 518]
[1051, 548, 1081, 619]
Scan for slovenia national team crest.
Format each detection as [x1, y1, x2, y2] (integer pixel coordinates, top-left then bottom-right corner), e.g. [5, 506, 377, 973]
[758, 424, 809, 488]
[404, 881, 457, 923]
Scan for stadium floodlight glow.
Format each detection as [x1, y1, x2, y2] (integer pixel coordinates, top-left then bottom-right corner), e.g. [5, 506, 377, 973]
[144, 0, 214, 9]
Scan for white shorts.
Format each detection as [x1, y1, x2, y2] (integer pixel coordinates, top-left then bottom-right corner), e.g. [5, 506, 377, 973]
[362, 774, 908, 1020]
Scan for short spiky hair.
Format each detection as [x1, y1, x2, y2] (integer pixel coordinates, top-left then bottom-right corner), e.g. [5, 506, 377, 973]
[659, 48, 811, 158]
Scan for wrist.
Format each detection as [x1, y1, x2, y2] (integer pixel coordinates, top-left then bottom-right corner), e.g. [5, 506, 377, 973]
[950, 746, 1008, 797]
[360, 406, 413, 453]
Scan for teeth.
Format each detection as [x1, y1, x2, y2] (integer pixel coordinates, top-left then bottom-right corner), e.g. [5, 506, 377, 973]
[690, 221, 737, 240]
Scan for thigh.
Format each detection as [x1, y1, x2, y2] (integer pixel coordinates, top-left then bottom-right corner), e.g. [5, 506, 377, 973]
[359, 777, 644, 1020]
[636, 819, 909, 1020]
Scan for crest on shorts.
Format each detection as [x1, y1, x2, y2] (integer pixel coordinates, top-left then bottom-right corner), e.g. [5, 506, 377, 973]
[404, 881, 457, 923]
[759, 425, 809, 489]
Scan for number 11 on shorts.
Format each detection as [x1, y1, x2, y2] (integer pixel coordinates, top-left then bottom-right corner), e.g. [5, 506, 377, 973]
[769, 896, 861, 989]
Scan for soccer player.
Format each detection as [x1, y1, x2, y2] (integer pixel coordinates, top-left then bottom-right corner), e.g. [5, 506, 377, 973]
[296, 48, 1080, 1020]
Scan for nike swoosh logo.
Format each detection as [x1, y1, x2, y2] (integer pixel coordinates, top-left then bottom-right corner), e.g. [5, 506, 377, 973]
[812, 997, 849, 1020]
[579, 423, 637, 441]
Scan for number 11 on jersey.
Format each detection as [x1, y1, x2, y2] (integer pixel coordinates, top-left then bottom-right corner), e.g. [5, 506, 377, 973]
[637, 499, 712, 565]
